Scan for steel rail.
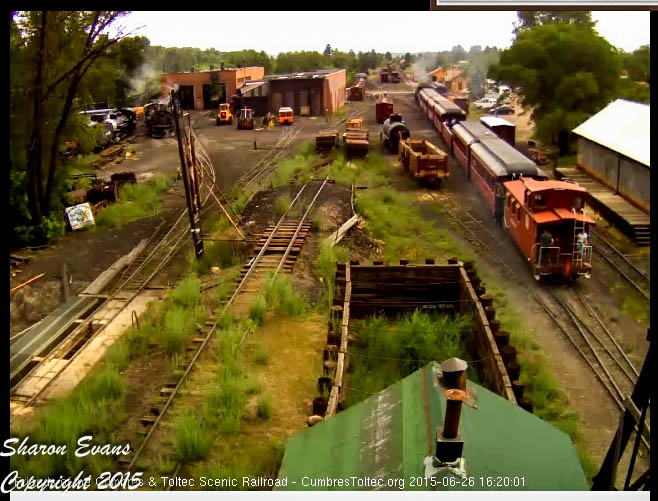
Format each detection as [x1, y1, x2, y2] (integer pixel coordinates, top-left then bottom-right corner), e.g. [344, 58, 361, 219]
[274, 177, 329, 276]
[420, 183, 651, 452]
[10, 114, 217, 410]
[591, 231, 649, 301]
[128, 177, 322, 471]
[220, 179, 313, 315]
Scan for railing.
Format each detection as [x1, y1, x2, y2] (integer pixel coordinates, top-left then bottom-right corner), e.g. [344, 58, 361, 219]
[533, 244, 561, 268]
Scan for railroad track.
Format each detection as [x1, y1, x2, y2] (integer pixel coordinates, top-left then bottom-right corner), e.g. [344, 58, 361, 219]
[9, 117, 221, 417]
[590, 227, 650, 301]
[122, 176, 330, 478]
[420, 186, 650, 453]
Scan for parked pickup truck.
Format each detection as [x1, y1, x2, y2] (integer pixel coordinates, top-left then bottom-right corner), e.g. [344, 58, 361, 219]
[473, 97, 497, 110]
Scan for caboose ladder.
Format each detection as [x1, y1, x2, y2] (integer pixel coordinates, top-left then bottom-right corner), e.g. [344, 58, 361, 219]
[572, 208, 586, 267]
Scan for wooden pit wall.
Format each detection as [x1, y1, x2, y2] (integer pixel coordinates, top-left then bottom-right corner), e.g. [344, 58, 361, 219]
[316, 260, 516, 421]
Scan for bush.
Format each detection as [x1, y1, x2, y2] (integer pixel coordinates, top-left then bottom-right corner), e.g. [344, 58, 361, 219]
[274, 194, 292, 217]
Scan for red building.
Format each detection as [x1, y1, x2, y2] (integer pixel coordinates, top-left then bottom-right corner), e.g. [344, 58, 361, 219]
[161, 66, 266, 110]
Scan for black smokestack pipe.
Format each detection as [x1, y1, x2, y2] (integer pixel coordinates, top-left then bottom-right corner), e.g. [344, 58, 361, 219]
[441, 357, 468, 391]
[442, 389, 466, 439]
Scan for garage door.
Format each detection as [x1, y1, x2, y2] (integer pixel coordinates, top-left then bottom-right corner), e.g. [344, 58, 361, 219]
[311, 90, 322, 116]
[271, 92, 282, 113]
[299, 91, 309, 116]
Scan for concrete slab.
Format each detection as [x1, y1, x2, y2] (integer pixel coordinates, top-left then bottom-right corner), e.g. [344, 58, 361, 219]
[40, 289, 162, 401]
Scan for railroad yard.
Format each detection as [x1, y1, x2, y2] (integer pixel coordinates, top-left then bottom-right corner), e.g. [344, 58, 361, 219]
[8, 11, 650, 494]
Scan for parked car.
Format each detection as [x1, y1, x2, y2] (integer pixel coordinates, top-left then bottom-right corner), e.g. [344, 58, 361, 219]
[473, 97, 497, 110]
[490, 105, 515, 115]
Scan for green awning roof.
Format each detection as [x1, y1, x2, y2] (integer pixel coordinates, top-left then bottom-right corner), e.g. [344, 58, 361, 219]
[276, 362, 587, 491]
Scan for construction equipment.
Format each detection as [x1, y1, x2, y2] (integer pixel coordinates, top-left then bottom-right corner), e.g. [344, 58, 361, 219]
[237, 108, 254, 130]
[216, 103, 233, 126]
[278, 107, 294, 125]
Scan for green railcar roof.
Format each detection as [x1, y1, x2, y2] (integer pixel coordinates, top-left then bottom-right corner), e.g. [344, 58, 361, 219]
[276, 362, 587, 491]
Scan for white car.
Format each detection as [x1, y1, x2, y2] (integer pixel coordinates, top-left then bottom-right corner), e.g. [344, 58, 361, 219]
[473, 97, 497, 110]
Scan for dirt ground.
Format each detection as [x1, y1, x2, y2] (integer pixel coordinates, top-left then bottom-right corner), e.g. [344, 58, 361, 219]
[353, 82, 649, 470]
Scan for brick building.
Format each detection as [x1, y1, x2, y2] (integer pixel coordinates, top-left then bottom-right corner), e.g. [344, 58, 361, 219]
[160, 66, 265, 110]
[265, 69, 346, 116]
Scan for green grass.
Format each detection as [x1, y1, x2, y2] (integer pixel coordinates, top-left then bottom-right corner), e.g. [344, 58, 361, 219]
[170, 275, 201, 309]
[311, 212, 326, 232]
[249, 295, 267, 325]
[263, 274, 308, 317]
[188, 242, 242, 275]
[161, 306, 192, 354]
[272, 141, 320, 187]
[253, 341, 269, 365]
[314, 243, 348, 309]
[245, 376, 261, 395]
[257, 393, 273, 420]
[274, 194, 292, 216]
[173, 409, 212, 462]
[95, 174, 172, 229]
[345, 310, 476, 408]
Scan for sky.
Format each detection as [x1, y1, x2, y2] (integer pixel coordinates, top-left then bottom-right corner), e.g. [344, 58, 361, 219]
[119, 11, 650, 54]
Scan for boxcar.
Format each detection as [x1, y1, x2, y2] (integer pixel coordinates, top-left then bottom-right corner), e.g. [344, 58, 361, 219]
[469, 137, 547, 220]
[375, 100, 394, 123]
[451, 121, 497, 177]
[503, 178, 595, 280]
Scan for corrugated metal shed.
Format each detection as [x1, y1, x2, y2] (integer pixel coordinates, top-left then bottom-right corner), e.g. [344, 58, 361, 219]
[572, 99, 650, 167]
[276, 362, 587, 491]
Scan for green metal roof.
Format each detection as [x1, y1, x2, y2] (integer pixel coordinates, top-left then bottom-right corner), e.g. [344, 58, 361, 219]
[276, 362, 587, 491]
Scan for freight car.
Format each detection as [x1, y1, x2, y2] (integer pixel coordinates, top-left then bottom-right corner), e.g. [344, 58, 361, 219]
[375, 99, 394, 123]
[315, 130, 339, 153]
[381, 114, 410, 153]
[348, 76, 366, 101]
[343, 119, 369, 156]
[398, 138, 448, 185]
[503, 178, 595, 280]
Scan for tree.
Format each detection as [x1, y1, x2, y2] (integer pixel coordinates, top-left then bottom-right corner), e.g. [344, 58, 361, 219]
[385, 51, 392, 61]
[622, 45, 650, 83]
[323, 44, 332, 57]
[403, 52, 412, 68]
[496, 23, 620, 155]
[451, 45, 467, 63]
[513, 10, 595, 34]
[14, 11, 131, 226]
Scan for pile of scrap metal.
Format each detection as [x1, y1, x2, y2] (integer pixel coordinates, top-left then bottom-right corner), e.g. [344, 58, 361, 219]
[65, 172, 137, 207]
[342, 119, 369, 157]
[315, 129, 339, 153]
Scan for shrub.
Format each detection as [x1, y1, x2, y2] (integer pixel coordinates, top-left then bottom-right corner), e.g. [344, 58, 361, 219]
[170, 275, 201, 309]
[253, 341, 269, 365]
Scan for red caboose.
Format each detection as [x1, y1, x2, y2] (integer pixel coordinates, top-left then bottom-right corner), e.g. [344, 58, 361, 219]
[503, 178, 595, 280]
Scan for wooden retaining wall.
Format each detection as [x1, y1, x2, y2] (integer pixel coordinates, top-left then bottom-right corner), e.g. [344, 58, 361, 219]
[314, 259, 518, 422]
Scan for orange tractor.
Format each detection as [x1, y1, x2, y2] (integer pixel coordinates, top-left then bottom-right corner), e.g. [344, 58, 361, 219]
[216, 103, 233, 126]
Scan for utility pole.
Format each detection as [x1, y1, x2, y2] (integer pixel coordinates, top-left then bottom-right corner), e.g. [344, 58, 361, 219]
[172, 90, 204, 260]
